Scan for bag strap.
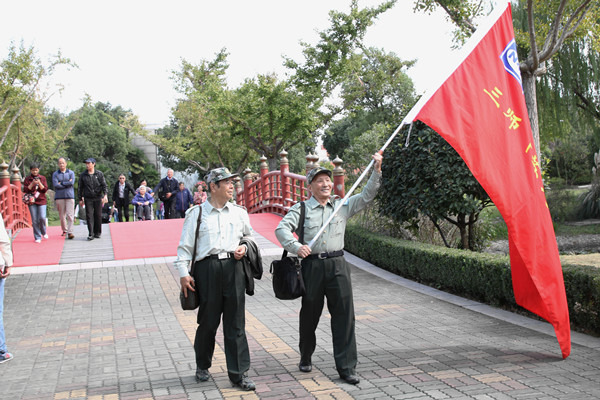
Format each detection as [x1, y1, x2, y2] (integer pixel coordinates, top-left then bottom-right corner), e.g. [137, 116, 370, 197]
[281, 201, 305, 259]
[189, 205, 203, 275]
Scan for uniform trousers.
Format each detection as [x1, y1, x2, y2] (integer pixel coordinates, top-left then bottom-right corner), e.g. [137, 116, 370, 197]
[299, 255, 357, 377]
[193, 257, 250, 383]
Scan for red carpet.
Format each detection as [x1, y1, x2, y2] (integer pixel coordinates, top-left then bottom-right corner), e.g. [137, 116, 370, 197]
[12, 226, 66, 267]
[109, 213, 283, 260]
[110, 219, 184, 260]
[249, 213, 283, 247]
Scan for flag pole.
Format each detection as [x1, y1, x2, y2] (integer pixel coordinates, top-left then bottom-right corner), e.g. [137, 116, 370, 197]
[307, 121, 407, 249]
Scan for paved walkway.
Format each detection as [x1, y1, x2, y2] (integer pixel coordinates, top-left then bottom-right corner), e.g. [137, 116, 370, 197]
[3, 225, 600, 399]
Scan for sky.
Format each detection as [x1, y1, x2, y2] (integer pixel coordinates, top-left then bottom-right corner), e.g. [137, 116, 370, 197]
[0, 0, 458, 127]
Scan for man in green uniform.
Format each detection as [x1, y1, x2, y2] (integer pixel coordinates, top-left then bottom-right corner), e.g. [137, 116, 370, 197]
[275, 152, 383, 385]
[174, 167, 256, 391]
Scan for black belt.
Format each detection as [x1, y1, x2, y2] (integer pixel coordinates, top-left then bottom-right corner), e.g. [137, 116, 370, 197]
[205, 252, 233, 260]
[305, 250, 344, 260]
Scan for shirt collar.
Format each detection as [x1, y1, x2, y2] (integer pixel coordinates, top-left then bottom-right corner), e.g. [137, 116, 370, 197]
[305, 195, 334, 209]
[204, 200, 232, 214]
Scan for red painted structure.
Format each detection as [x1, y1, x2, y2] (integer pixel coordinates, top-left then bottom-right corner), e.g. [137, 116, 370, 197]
[236, 150, 345, 216]
[0, 151, 344, 234]
[0, 162, 32, 233]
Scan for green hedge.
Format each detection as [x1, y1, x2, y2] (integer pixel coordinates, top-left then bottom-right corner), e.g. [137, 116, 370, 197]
[345, 225, 600, 336]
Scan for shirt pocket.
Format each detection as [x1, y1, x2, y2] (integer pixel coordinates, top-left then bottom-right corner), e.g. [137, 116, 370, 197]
[303, 216, 321, 242]
[198, 221, 217, 245]
[329, 215, 346, 237]
[227, 219, 244, 239]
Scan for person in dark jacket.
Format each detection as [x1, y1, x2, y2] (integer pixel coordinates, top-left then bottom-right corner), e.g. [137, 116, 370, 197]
[52, 157, 76, 239]
[77, 158, 108, 240]
[23, 162, 49, 243]
[112, 174, 136, 222]
[155, 169, 178, 219]
[175, 182, 193, 218]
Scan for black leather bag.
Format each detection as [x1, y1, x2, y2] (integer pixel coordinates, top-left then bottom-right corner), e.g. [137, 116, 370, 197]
[270, 255, 305, 300]
[180, 207, 202, 310]
[270, 202, 306, 300]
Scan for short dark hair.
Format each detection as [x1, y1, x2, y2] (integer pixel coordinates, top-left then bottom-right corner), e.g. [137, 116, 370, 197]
[30, 162, 40, 170]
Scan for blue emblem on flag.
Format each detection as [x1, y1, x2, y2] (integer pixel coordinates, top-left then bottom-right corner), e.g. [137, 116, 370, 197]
[500, 39, 522, 88]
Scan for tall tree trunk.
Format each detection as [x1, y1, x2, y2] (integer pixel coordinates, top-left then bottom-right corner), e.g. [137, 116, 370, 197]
[522, 72, 540, 160]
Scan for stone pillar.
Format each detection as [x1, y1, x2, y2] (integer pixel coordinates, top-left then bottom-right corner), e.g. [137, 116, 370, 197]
[332, 156, 345, 198]
[243, 167, 252, 210]
[259, 155, 268, 206]
[280, 149, 290, 205]
[305, 154, 314, 176]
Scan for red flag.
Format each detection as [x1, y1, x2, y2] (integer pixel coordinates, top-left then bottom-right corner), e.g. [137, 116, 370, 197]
[405, 1, 571, 358]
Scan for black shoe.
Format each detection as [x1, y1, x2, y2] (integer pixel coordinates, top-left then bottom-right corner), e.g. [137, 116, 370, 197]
[298, 361, 312, 372]
[341, 374, 360, 385]
[94, 234, 101, 238]
[87, 236, 94, 241]
[231, 374, 256, 391]
[195, 368, 210, 382]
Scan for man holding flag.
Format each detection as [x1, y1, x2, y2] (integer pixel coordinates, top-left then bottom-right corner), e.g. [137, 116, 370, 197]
[275, 152, 383, 385]
[332, 0, 570, 358]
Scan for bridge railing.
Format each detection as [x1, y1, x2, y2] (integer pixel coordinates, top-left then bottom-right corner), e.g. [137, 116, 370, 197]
[0, 162, 32, 234]
[236, 150, 345, 216]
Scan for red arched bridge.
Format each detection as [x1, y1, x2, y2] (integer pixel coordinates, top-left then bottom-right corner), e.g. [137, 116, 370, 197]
[0, 151, 346, 235]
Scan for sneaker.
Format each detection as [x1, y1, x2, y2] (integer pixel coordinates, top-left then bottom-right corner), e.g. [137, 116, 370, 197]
[94, 234, 101, 239]
[87, 236, 94, 241]
[68, 234, 75, 239]
[0, 352, 13, 364]
[231, 374, 256, 391]
[35, 239, 41, 243]
[43, 234, 49, 239]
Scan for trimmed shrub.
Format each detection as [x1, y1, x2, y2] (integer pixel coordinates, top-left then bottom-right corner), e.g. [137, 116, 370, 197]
[345, 224, 600, 336]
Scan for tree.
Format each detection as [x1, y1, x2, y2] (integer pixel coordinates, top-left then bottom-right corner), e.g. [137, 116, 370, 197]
[378, 122, 492, 249]
[323, 47, 417, 181]
[0, 42, 76, 168]
[227, 74, 318, 170]
[65, 102, 158, 190]
[146, 50, 251, 175]
[285, 0, 397, 126]
[414, 0, 600, 156]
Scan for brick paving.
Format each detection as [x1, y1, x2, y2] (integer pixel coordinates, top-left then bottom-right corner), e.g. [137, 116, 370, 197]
[2, 229, 600, 399]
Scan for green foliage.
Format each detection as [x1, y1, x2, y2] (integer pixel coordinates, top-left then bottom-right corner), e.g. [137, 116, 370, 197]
[345, 223, 600, 335]
[285, 1, 397, 120]
[228, 74, 318, 169]
[378, 121, 491, 249]
[63, 101, 158, 194]
[0, 41, 76, 168]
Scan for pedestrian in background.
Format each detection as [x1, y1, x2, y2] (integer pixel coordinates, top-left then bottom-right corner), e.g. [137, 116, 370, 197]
[275, 153, 383, 385]
[175, 182, 193, 218]
[52, 157, 76, 239]
[112, 174, 136, 222]
[78, 158, 108, 240]
[0, 214, 14, 364]
[156, 169, 178, 219]
[23, 162, 49, 243]
[193, 181, 208, 205]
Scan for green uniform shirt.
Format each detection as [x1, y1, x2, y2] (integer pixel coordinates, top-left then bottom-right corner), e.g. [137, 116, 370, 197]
[275, 170, 381, 254]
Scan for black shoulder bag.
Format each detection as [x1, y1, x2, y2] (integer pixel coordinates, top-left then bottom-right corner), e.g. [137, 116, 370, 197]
[270, 202, 306, 300]
[180, 206, 203, 310]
